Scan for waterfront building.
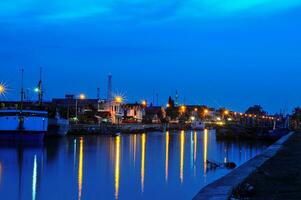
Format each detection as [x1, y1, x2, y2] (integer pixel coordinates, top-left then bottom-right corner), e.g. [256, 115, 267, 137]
[122, 103, 145, 123]
[51, 94, 99, 123]
[144, 106, 166, 124]
[97, 99, 123, 124]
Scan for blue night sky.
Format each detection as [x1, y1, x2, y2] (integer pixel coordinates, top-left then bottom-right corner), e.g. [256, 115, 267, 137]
[1, 0, 301, 114]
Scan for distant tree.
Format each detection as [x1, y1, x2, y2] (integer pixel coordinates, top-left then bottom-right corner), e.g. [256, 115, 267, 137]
[168, 96, 175, 108]
[245, 105, 267, 116]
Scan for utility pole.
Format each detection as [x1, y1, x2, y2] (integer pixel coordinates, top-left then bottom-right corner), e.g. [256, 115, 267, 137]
[20, 68, 24, 113]
[97, 87, 100, 100]
[38, 67, 43, 106]
[107, 74, 112, 102]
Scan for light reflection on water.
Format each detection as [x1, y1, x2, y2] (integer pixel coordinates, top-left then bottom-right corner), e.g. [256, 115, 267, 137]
[0, 130, 270, 200]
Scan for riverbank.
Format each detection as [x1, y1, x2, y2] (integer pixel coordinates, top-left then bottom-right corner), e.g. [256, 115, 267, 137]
[193, 131, 294, 200]
[231, 131, 301, 199]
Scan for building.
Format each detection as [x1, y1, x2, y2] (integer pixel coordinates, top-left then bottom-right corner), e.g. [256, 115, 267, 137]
[144, 106, 166, 124]
[97, 100, 123, 124]
[122, 103, 145, 123]
[52, 95, 99, 123]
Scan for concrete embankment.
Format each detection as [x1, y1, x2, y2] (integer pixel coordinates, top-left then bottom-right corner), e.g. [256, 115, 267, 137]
[193, 132, 294, 200]
[231, 131, 301, 199]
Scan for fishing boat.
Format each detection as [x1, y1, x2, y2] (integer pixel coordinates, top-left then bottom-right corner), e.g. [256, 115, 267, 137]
[0, 109, 48, 140]
[0, 69, 48, 141]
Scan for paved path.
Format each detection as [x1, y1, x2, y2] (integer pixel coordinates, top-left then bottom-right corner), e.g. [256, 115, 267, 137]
[232, 132, 301, 199]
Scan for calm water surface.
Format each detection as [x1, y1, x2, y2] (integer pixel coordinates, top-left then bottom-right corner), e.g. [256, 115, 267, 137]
[0, 130, 269, 200]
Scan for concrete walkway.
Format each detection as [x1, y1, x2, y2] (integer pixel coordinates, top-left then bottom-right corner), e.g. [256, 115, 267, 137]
[232, 131, 301, 199]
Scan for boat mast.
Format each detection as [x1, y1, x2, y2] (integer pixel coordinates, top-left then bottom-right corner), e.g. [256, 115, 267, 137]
[20, 68, 24, 113]
[38, 67, 43, 106]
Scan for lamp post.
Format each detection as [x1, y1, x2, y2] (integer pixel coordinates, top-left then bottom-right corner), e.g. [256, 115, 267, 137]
[76, 94, 86, 124]
[0, 82, 8, 98]
[0, 84, 5, 96]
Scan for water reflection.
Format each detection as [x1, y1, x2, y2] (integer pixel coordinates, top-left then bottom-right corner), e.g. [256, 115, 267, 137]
[165, 131, 169, 182]
[204, 129, 208, 174]
[0, 131, 270, 200]
[180, 130, 185, 184]
[141, 133, 146, 193]
[134, 135, 137, 166]
[115, 136, 121, 200]
[32, 155, 37, 200]
[194, 132, 197, 163]
[78, 138, 84, 200]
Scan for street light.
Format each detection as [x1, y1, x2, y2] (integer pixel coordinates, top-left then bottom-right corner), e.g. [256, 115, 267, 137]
[34, 87, 40, 93]
[76, 93, 86, 124]
[0, 82, 7, 97]
[115, 96, 123, 104]
[141, 100, 147, 107]
[79, 94, 86, 100]
[0, 84, 5, 95]
[180, 105, 186, 113]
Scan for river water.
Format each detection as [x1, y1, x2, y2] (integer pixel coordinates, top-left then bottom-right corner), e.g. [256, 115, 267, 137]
[0, 130, 269, 200]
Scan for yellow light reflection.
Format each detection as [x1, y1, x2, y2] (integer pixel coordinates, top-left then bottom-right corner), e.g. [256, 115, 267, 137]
[204, 129, 208, 174]
[180, 130, 185, 183]
[194, 132, 197, 162]
[115, 136, 121, 200]
[78, 138, 84, 200]
[165, 131, 170, 182]
[134, 134, 137, 165]
[141, 134, 146, 192]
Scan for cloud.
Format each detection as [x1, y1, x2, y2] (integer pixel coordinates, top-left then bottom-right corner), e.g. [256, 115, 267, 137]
[178, 0, 301, 18]
[0, 0, 300, 23]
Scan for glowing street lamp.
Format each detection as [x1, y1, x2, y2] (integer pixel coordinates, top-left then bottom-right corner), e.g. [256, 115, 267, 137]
[166, 103, 170, 108]
[180, 105, 186, 113]
[79, 94, 86, 100]
[34, 87, 40, 93]
[224, 110, 229, 115]
[76, 93, 86, 124]
[0, 84, 5, 96]
[141, 100, 147, 107]
[115, 96, 123, 104]
[204, 109, 209, 115]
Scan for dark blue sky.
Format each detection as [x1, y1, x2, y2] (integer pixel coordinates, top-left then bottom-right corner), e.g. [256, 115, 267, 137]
[1, 1, 301, 113]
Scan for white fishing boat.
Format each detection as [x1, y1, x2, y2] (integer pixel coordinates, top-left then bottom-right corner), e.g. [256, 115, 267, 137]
[0, 109, 48, 140]
[0, 68, 48, 141]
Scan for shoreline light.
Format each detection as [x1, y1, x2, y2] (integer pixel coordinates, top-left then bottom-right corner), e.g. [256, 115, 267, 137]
[0, 82, 7, 96]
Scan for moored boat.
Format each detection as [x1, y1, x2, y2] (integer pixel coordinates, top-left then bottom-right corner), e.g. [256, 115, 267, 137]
[0, 68, 48, 141]
[0, 109, 48, 141]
